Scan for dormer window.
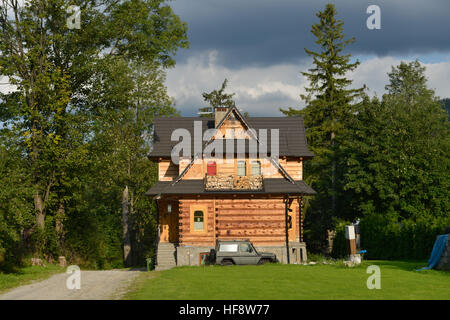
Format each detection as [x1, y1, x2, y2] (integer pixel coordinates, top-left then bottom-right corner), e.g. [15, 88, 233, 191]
[251, 161, 261, 176]
[237, 160, 246, 176]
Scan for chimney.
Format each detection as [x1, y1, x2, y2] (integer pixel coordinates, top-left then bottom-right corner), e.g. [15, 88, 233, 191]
[214, 106, 228, 127]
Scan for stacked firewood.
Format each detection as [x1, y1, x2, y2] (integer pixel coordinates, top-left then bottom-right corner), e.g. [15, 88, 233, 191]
[205, 175, 234, 189]
[234, 176, 250, 189]
[234, 175, 263, 190]
[249, 175, 263, 190]
[205, 175, 263, 190]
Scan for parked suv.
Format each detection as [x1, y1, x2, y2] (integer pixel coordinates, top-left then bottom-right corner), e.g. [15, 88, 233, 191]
[209, 240, 277, 265]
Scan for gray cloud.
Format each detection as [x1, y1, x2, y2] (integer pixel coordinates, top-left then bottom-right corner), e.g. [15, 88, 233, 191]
[166, 53, 450, 116]
[171, 0, 450, 68]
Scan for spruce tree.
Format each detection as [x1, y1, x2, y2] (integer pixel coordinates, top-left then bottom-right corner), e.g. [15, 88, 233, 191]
[199, 79, 235, 117]
[281, 3, 364, 248]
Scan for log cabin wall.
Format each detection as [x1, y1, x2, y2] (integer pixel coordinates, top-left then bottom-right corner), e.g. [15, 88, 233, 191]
[179, 198, 215, 246]
[177, 156, 302, 180]
[178, 196, 302, 247]
[158, 160, 179, 181]
[217, 116, 247, 138]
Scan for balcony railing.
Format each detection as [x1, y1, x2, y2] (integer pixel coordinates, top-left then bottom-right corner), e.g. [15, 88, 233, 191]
[205, 174, 263, 191]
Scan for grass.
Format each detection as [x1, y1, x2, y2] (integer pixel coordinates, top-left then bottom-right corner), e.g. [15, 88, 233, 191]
[0, 264, 64, 294]
[125, 260, 450, 300]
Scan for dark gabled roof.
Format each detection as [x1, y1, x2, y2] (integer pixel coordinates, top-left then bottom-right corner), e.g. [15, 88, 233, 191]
[172, 106, 297, 185]
[147, 107, 316, 199]
[148, 116, 313, 158]
[145, 179, 316, 197]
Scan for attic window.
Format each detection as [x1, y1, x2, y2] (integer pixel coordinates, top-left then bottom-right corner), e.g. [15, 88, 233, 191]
[251, 161, 261, 176]
[237, 160, 246, 176]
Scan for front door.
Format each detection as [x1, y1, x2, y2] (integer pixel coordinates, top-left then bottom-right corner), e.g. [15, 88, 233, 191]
[287, 201, 296, 242]
[159, 200, 179, 243]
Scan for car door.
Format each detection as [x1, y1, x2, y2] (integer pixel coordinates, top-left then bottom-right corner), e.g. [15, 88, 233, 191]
[238, 243, 259, 264]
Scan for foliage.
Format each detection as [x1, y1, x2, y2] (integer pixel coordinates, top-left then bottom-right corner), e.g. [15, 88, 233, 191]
[341, 61, 450, 259]
[199, 78, 236, 117]
[440, 98, 450, 120]
[0, 143, 34, 270]
[281, 3, 364, 249]
[359, 214, 449, 260]
[0, 0, 187, 270]
[330, 220, 351, 259]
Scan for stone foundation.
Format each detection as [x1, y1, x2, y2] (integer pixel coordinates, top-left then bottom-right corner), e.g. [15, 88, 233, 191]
[177, 246, 214, 266]
[176, 242, 307, 266]
[436, 236, 450, 271]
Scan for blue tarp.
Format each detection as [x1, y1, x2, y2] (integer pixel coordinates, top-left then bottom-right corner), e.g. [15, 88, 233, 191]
[416, 234, 449, 271]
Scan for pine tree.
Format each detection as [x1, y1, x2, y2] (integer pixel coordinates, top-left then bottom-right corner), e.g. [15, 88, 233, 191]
[281, 3, 364, 248]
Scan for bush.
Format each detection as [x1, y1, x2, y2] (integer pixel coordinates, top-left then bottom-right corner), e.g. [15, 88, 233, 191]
[359, 214, 449, 260]
[330, 221, 352, 259]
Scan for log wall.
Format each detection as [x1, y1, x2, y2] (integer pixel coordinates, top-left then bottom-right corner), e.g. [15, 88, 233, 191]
[158, 160, 179, 181]
[178, 157, 302, 180]
[177, 196, 302, 246]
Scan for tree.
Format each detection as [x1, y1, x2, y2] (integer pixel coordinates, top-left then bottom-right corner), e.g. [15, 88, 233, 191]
[281, 3, 364, 249]
[0, 0, 188, 264]
[342, 61, 449, 258]
[0, 138, 35, 270]
[199, 78, 235, 117]
[84, 58, 178, 266]
[439, 98, 450, 119]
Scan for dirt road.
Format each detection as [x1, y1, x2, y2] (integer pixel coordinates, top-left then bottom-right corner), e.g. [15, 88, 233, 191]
[0, 269, 142, 300]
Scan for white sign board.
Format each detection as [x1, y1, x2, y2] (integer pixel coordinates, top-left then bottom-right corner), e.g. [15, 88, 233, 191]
[345, 225, 356, 240]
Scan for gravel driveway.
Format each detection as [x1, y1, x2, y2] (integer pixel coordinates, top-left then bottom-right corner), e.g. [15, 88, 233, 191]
[0, 270, 142, 300]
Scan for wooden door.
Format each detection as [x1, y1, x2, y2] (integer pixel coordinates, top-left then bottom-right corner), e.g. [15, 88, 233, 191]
[288, 201, 296, 242]
[159, 200, 179, 243]
[160, 211, 170, 242]
[168, 207, 179, 243]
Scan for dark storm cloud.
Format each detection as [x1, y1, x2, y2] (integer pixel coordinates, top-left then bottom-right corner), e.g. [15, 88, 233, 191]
[170, 0, 450, 68]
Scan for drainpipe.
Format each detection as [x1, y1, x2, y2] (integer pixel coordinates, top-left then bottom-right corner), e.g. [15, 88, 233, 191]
[285, 195, 290, 264]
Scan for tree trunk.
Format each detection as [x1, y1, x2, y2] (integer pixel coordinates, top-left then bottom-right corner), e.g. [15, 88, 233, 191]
[122, 186, 132, 266]
[56, 202, 65, 253]
[34, 188, 45, 229]
[331, 131, 336, 219]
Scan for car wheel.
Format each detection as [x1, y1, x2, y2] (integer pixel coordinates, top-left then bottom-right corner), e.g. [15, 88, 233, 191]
[258, 258, 271, 265]
[221, 259, 234, 266]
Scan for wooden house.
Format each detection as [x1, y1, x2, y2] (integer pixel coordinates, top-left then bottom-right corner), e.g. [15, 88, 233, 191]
[146, 106, 316, 270]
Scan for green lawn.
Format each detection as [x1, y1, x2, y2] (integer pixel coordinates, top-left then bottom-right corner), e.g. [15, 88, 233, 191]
[126, 261, 450, 300]
[0, 265, 64, 294]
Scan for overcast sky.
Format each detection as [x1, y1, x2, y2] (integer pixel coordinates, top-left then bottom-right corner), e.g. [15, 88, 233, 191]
[165, 0, 450, 116]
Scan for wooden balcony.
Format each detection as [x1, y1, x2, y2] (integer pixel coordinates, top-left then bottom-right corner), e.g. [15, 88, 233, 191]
[205, 174, 263, 191]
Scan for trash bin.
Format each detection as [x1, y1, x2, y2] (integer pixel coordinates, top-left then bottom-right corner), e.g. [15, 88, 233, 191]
[146, 258, 153, 271]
